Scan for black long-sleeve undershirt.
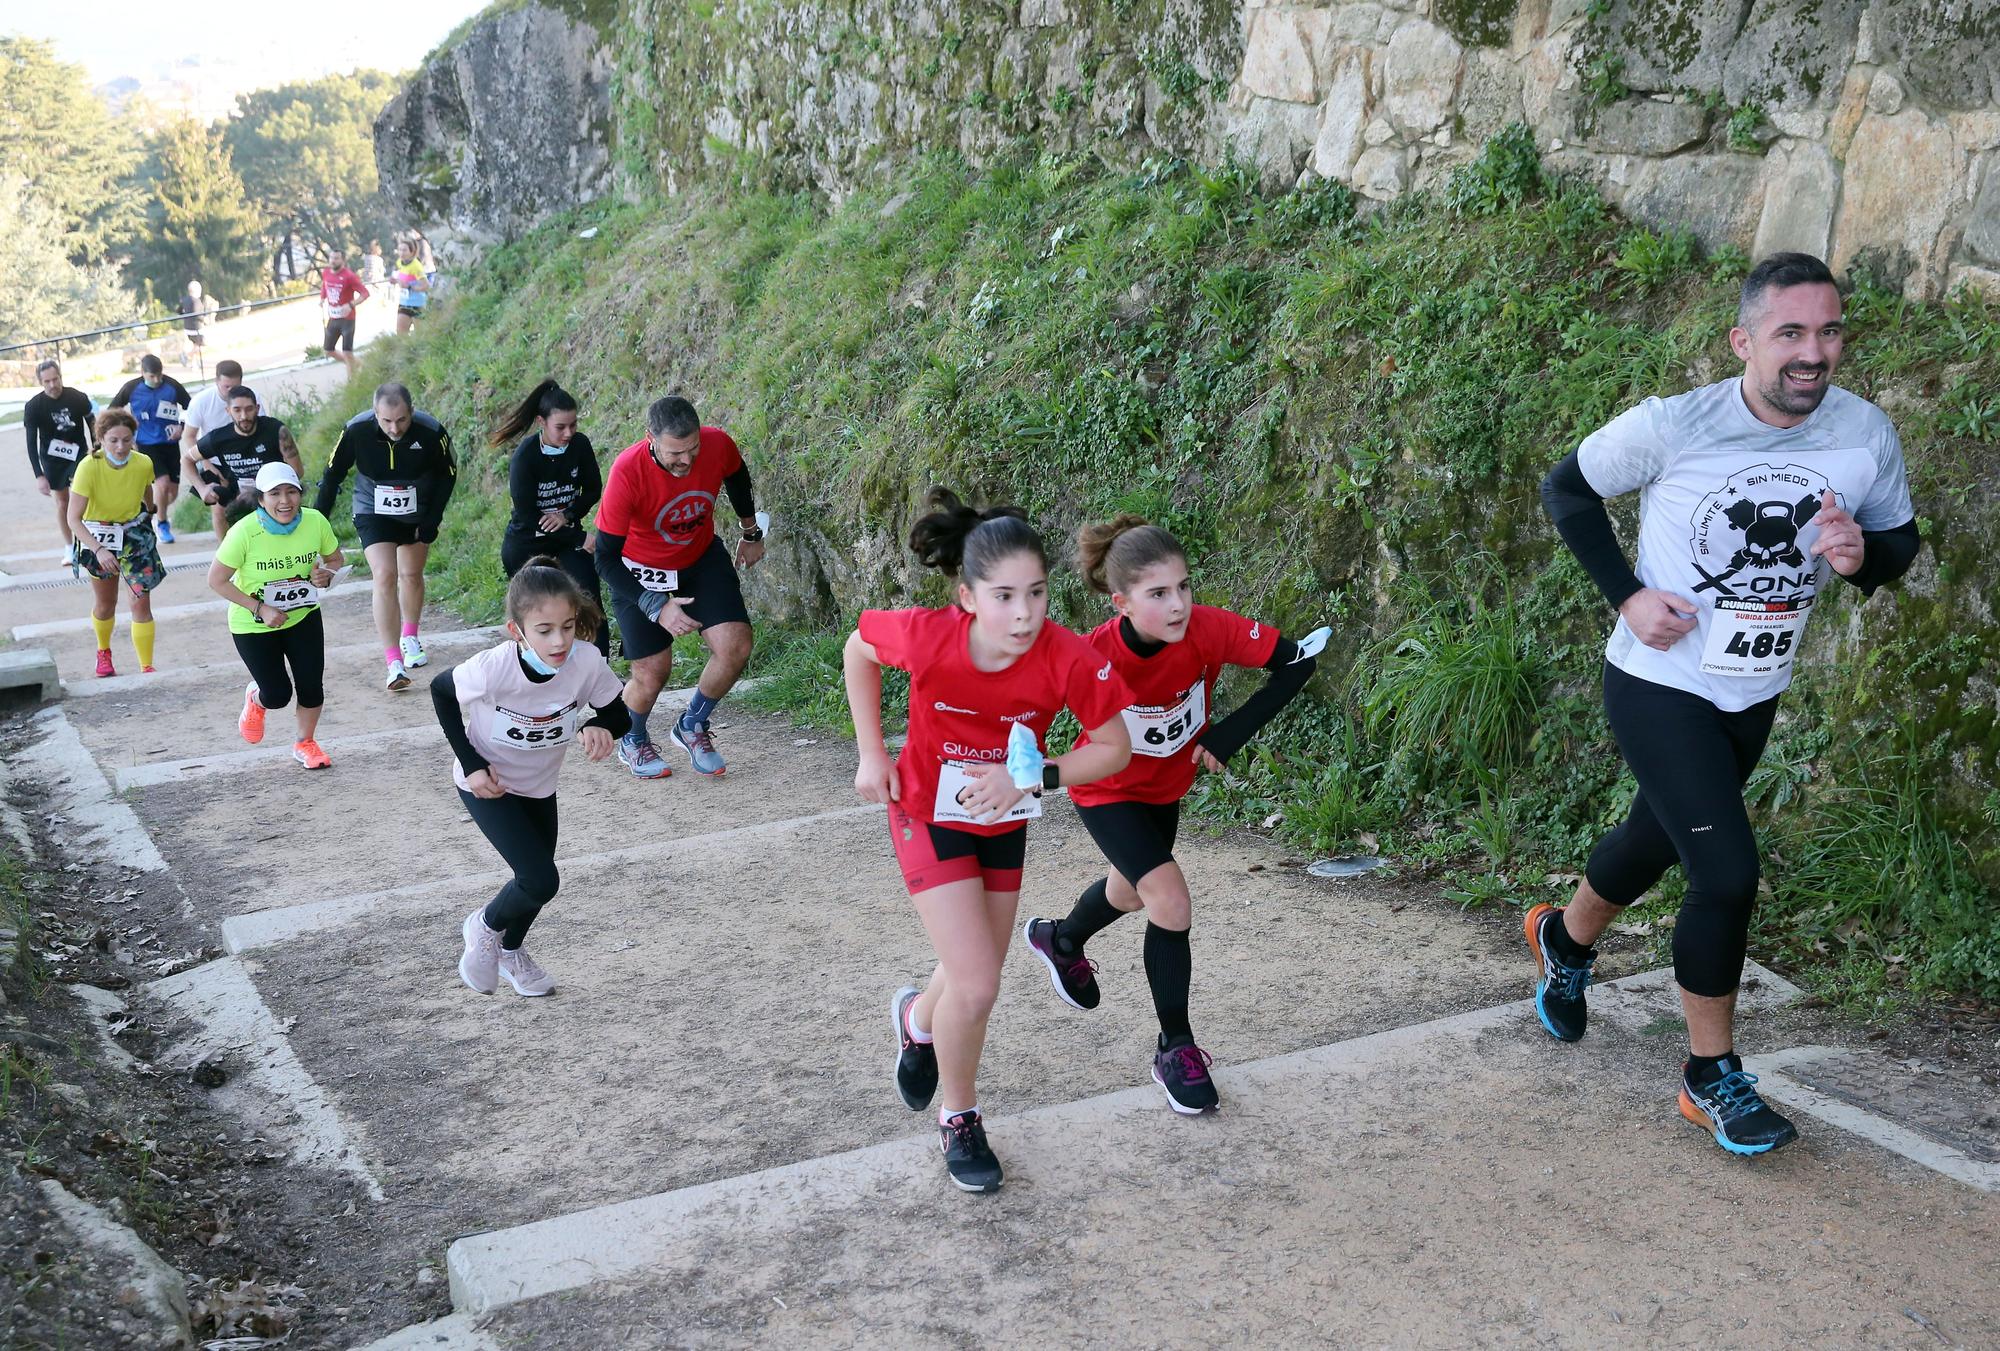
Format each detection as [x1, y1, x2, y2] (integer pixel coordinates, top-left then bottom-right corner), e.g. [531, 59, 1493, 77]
[432, 659, 633, 779]
[594, 529, 642, 610]
[723, 465, 755, 519]
[1842, 519, 1921, 596]
[1540, 450, 1645, 610]
[1199, 634, 1317, 764]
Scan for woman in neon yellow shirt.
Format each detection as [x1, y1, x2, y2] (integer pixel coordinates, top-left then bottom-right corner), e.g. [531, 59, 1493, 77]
[207, 463, 345, 769]
[66, 409, 165, 678]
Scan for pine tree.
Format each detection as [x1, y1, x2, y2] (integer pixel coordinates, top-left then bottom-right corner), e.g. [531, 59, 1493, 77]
[129, 119, 265, 306]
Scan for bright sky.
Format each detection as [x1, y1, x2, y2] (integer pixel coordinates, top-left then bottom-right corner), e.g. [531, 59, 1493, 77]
[8, 0, 489, 108]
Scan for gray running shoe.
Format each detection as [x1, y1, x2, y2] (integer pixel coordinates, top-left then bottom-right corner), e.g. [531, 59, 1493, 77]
[670, 719, 726, 776]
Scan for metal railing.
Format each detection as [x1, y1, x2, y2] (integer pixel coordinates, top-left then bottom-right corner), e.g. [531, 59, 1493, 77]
[0, 293, 318, 360]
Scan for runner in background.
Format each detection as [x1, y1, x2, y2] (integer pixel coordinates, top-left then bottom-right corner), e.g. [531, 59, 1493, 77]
[314, 382, 457, 690]
[394, 240, 429, 335]
[179, 358, 244, 533]
[493, 378, 608, 656]
[594, 395, 763, 778]
[23, 360, 97, 551]
[361, 241, 389, 317]
[67, 410, 163, 678]
[1022, 515, 1319, 1115]
[1534, 252, 1919, 1156]
[177, 281, 215, 372]
[206, 464, 344, 769]
[317, 248, 371, 378]
[110, 355, 192, 543]
[844, 488, 1134, 1193]
[190, 386, 303, 539]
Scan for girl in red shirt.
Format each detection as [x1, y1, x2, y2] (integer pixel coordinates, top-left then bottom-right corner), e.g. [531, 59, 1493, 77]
[844, 488, 1134, 1193]
[1023, 516, 1319, 1114]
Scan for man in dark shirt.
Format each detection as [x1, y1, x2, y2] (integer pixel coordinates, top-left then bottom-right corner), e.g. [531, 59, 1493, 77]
[22, 360, 97, 550]
[191, 386, 305, 537]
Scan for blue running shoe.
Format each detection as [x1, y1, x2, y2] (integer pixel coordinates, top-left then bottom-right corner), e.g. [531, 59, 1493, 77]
[617, 734, 671, 779]
[156, 518, 174, 543]
[1524, 902, 1593, 1042]
[1679, 1063, 1798, 1156]
[669, 718, 726, 775]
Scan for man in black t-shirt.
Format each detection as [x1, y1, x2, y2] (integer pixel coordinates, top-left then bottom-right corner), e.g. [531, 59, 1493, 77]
[190, 385, 304, 535]
[22, 360, 97, 550]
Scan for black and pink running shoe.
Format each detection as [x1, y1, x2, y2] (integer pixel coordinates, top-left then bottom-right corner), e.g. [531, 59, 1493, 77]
[1152, 1036, 1219, 1115]
[1021, 917, 1101, 1011]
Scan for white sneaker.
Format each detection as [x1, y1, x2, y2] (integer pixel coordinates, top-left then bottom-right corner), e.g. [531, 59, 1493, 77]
[385, 659, 411, 692]
[459, 909, 501, 994]
[400, 634, 428, 668]
[497, 947, 555, 996]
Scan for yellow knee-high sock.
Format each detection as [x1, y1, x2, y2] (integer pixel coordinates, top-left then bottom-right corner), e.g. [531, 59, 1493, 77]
[131, 621, 156, 669]
[90, 616, 114, 651]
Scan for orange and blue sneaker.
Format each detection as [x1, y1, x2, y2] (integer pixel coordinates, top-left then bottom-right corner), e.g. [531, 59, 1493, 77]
[1524, 902, 1594, 1043]
[1679, 1058, 1798, 1156]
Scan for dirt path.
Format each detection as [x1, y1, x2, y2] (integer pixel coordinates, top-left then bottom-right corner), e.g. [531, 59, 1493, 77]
[2, 362, 1996, 1349]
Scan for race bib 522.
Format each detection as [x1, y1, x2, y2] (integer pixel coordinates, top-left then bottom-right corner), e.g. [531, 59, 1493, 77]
[623, 558, 678, 593]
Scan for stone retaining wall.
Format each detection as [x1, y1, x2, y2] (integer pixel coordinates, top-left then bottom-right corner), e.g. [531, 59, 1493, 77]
[395, 1, 2000, 298]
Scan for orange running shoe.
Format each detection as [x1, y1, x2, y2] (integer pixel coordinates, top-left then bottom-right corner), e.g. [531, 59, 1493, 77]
[292, 739, 331, 770]
[238, 683, 265, 743]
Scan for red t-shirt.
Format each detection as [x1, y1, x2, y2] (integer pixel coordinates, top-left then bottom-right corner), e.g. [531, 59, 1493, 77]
[597, 429, 744, 571]
[858, 606, 1135, 836]
[321, 268, 368, 316]
[1068, 605, 1280, 807]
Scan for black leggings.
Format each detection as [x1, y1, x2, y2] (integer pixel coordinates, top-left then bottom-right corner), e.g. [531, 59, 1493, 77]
[459, 789, 560, 948]
[232, 608, 325, 709]
[501, 532, 609, 655]
[1587, 663, 1779, 997]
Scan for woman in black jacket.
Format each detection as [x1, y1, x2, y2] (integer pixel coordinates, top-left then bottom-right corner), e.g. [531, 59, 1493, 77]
[492, 379, 608, 654]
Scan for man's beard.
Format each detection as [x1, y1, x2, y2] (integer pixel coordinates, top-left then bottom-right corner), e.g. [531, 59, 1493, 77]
[1761, 364, 1829, 416]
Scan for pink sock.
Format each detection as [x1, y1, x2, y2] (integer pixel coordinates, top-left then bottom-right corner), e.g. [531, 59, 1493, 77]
[401, 622, 419, 638]
[385, 646, 402, 666]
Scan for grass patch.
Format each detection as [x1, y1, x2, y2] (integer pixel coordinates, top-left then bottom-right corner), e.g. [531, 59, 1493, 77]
[293, 133, 2000, 999]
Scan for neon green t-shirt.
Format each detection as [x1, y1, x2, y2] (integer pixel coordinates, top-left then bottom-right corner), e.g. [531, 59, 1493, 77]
[215, 508, 340, 634]
[70, 452, 154, 523]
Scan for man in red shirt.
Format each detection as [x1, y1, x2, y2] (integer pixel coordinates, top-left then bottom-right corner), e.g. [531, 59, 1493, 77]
[317, 249, 371, 377]
[593, 394, 765, 777]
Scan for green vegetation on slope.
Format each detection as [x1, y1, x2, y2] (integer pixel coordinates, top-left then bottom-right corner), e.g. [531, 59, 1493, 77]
[301, 131, 2000, 1001]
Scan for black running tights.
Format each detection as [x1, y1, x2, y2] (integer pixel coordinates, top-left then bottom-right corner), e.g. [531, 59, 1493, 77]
[459, 789, 560, 949]
[232, 607, 325, 709]
[1586, 663, 1779, 998]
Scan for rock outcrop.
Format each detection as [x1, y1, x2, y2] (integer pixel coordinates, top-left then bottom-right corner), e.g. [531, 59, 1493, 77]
[390, 0, 2000, 298]
[374, 2, 615, 249]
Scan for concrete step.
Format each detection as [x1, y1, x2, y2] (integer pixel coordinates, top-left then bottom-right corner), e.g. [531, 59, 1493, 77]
[447, 968, 2000, 1347]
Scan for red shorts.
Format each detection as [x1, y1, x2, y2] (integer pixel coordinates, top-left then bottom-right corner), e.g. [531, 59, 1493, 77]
[888, 803, 1025, 896]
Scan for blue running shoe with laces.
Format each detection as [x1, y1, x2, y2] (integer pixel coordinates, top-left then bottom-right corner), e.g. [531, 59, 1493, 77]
[1524, 902, 1594, 1042]
[617, 734, 672, 779]
[1679, 1062, 1798, 1156]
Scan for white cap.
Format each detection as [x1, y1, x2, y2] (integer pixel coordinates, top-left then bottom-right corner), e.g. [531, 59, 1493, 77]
[255, 463, 302, 493]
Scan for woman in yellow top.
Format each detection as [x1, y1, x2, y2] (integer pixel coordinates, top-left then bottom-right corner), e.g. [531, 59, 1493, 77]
[67, 409, 165, 678]
[206, 463, 345, 769]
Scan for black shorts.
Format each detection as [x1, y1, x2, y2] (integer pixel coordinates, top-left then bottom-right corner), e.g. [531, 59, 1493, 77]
[612, 537, 750, 660]
[1075, 799, 1182, 887]
[397, 305, 424, 319]
[142, 443, 181, 482]
[40, 455, 79, 491]
[187, 331, 205, 347]
[322, 316, 357, 351]
[354, 514, 430, 549]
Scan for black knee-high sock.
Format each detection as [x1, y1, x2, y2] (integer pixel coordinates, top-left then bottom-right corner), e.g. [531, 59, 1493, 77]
[1144, 923, 1192, 1042]
[1054, 878, 1126, 956]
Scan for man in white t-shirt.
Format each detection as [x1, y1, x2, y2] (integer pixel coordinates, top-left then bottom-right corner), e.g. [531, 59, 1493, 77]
[1532, 252, 1919, 1156]
[180, 358, 245, 525]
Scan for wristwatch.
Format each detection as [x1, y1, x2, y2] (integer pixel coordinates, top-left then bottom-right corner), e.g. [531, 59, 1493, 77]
[740, 525, 765, 541]
[1042, 762, 1061, 793]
